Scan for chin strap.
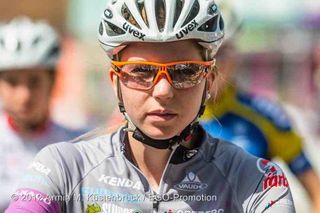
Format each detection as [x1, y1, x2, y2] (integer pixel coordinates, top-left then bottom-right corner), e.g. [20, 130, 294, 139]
[131, 120, 199, 149]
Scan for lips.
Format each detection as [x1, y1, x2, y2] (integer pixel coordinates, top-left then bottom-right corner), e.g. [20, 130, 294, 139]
[147, 109, 177, 121]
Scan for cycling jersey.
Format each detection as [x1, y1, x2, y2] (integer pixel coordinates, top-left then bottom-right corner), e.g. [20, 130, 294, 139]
[201, 86, 311, 175]
[6, 126, 295, 212]
[0, 112, 86, 210]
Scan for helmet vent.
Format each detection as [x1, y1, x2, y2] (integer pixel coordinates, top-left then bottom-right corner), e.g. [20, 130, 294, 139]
[181, 0, 200, 28]
[0, 38, 4, 47]
[198, 15, 218, 32]
[173, 0, 184, 28]
[43, 45, 60, 62]
[137, 0, 149, 28]
[155, 0, 166, 32]
[219, 16, 224, 31]
[32, 36, 42, 46]
[104, 21, 125, 36]
[99, 22, 104, 35]
[16, 41, 22, 52]
[121, 3, 141, 30]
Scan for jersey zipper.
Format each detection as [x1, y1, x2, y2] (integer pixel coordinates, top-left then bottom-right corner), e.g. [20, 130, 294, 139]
[122, 144, 178, 212]
[153, 145, 178, 212]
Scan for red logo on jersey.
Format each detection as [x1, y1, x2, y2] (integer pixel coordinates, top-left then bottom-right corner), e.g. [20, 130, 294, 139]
[257, 159, 277, 175]
[257, 159, 289, 190]
[263, 173, 289, 190]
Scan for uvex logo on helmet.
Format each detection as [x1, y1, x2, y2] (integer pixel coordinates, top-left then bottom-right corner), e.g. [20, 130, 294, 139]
[176, 20, 199, 39]
[122, 23, 146, 40]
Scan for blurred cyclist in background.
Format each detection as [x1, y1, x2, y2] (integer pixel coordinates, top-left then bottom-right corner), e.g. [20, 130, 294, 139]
[0, 17, 86, 210]
[201, 2, 320, 212]
[201, 42, 320, 213]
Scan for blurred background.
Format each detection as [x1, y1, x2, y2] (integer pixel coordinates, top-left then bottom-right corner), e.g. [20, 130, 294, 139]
[0, 0, 319, 211]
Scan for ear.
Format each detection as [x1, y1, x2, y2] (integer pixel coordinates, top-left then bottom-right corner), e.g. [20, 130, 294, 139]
[206, 66, 216, 96]
[109, 67, 119, 96]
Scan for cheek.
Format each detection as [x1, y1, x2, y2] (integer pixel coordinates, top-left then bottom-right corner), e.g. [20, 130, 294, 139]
[183, 84, 204, 108]
[33, 89, 51, 103]
[37, 79, 53, 94]
[0, 84, 15, 104]
[120, 85, 147, 117]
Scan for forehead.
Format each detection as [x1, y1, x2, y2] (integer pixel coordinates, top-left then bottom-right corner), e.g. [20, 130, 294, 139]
[120, 40, 203, 62]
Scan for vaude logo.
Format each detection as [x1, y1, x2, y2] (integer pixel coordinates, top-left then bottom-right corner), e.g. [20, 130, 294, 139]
[174, 172, 208, 192]
[122, 23, 146, 40]
[176, 20, 199, 39]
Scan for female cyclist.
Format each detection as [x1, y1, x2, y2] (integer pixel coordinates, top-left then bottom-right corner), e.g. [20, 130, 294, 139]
[6, 0, 295, 212]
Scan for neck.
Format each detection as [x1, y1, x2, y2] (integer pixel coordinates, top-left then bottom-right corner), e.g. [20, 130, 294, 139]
[7, 115, 49, 136]
[127, 132, 172, 191]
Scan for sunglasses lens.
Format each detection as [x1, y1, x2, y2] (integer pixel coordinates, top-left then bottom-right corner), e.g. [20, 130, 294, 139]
[115, 62, 208, 90]
[169, 64, 206, 89]
[120, 64, 157, 89]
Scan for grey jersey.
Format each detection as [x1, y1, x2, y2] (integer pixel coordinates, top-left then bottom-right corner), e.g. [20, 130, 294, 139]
[6, 126, 295, 213]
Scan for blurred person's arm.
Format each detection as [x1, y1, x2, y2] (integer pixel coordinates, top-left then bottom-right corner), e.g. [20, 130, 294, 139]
[284, 104, 320, 213]
[296, 169, 320, 213]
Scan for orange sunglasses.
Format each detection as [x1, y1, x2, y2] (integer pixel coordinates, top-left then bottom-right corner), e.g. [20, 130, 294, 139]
[111, 60, 215, 90]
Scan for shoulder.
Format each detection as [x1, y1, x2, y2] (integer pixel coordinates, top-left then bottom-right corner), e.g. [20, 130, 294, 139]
[209, 137, 260, 176]
[38, 127, 121, 166]
[208, 138, 293, 211]
[49, 121, 90, 140]
[28, 127, 123, 184]
[9, 128, 123, 202]
[236, 91, 292, 131]
[203, 134, 261, 183]
[206, 137, 272, 191]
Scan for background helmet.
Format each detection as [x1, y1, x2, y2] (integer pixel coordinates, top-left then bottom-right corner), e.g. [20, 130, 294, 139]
[215, 0, 243, 41]
[0, 17, 60, 71]
[98, 0, 224, 60]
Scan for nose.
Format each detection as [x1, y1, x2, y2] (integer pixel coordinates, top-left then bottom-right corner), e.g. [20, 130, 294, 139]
[152, 74, 174, 101]
[16, 85, 32, 104]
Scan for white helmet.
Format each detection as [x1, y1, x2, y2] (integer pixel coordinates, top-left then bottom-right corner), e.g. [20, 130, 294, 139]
[98, 0, 224, 60]
[0, 17, 60, 71]
[215, 0, 243, 40]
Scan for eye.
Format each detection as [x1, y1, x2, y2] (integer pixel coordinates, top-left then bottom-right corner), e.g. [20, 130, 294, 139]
[123, 64, 157, 78]
[3, 77, 19, 86]
[131, 65, 153, 74]
[172, 64, 200, 77]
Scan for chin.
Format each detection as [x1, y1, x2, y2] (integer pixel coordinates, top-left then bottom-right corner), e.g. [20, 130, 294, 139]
[143, 126, 180, 140]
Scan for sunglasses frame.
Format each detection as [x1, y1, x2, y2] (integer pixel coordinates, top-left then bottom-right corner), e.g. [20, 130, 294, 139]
[110, 60, 215, 90]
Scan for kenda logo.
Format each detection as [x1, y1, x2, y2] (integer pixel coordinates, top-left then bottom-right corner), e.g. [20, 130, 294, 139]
[174, 172, 208, 192]
[122, 23, 146, 40]
[98, 175, 142, 190]
[176, 20, 199, 39]
[103, 203, 142, 213]
[28, 162, 51, 176]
